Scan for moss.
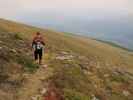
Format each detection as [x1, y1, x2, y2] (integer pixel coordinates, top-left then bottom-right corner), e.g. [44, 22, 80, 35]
[109, 92, 128, 100]
[110, 74, 130, 83]
[63, 89, 91, 100]
[49, 59, 93, 97]
[17, 55, 39, 73]
[13, 33, 23, 40]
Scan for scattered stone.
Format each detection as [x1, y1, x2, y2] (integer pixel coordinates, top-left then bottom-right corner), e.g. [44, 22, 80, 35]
[125, 72, 133, 80]
[96, 62, 101, 69]
[78, 63, 88, 70]
[10, 48, 17, 53]
[31, 95, 41, 100]
[0, 41, 3, 44]
[122, 90, 130, 97]
[112, 71, 119, 75]
[56, 56, 66, 60]
[19, 40, 25, 43]
[40, 87, 47, 95]
[84, 70, 93, 75]
[0, 47, 3, 50]
[104, 74, 110, 78]
[55, 55, 74, 60]
[42, 64, 48, 68]
[113, 68, 126, 75]
[94, 84, 98, 88]
[23, 73, 30, 79]
[78, 56, 87, 60]
[91, 95, 100, 100]
[60, 51, 69, 55]
[105, 62, 110, 67]
[67, 59, 73, 62]
[87, 71, 93, 75]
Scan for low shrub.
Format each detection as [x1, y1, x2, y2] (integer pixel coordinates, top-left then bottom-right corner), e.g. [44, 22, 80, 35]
[14, 33, 23, 40]
[17, 55, 39, 72]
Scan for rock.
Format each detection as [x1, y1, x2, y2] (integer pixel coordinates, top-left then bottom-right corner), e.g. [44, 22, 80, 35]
[113, 68, 126, 75]
[10, 48, 17, 53]
[0, 40, 3, 43]
[105, 62, 110, 67]
[23, 73, 30, 78]
[94, 84, 98, 88]
[42, 64, 48, 68]
[61, 51, 69, 55]
[40, 87, 47, 95]
[122, 90, 130, 97]
[31, 96, 37, 100]
[56, 56, 66, 60]
[19, 40, 25, 43]
[31, 95, 41, 100]
[104, 74, 110, 78]
[67, 59, 73, 62]
[96, 62, 101, 69]
[78, 56, 87, 60]
[78, 63, 88, 70]
[91, 95, 100, 100]
[55, 55, 74, 60]
[84, 70, 93, 75]
[87, 71, 93, 75]
[0, 47, 3, 50]
[112, 71, 119, 75]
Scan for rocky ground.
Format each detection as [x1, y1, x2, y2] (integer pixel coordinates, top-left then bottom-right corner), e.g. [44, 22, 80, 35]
[0, 19, 133, 100]
[22, 51, 133, 100]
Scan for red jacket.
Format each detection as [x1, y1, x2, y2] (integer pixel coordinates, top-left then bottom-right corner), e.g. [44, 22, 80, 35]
[32, 35, 45, 48]
[33, 35, 45, 44]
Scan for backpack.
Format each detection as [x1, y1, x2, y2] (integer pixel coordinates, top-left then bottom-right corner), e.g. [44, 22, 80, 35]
[33, 41, 44, 50]
[32, 35, 45, 50]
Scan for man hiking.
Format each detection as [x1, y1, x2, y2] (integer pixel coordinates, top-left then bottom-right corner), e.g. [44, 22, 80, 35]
[32, 32, 45, 65]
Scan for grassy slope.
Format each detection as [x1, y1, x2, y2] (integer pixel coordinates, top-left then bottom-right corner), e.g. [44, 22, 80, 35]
[0, 19, 133, 100]
[0, 21, 39, 100]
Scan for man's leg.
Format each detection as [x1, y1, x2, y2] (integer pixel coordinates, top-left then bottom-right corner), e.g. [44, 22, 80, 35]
[34, 50, 38, 63]
[39, 49, 43, 65]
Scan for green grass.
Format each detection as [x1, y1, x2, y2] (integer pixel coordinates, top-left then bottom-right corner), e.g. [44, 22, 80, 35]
[64, 89, 91, 100]
[13, 33, 23, 40]
[48, 59, 93, 99]
[16, 55, 39, 72]
[110, 74, 130, 83]
[0, 30, 38, 73]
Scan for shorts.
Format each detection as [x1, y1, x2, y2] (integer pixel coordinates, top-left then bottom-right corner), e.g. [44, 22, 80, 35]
[34, 49, 43, 60]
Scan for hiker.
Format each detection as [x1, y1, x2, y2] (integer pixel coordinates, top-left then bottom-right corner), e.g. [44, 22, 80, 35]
[32, 32, 45, 64]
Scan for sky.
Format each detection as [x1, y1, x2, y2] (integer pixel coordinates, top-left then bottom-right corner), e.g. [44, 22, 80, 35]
[0, 0, 129, 20]
[0, 0, 132, 34]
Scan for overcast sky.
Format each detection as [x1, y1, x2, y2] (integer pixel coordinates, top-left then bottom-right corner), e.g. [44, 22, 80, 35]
[0, 0, 129, 19]
[0, 0, 132, 49]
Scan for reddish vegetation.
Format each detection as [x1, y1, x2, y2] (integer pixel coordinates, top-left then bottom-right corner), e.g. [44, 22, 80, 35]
[44, 83, 63, 100]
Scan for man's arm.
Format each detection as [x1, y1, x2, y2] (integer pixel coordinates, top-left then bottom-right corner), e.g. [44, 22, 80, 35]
[32, 37, 36, 50]
[41, 37, 45, 45]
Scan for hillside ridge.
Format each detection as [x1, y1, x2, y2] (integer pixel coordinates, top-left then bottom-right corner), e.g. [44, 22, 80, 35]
[0, 19, 133, 100]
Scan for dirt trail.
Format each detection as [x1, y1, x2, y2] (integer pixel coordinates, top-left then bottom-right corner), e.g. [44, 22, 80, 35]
[17, 64, 53, 100]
